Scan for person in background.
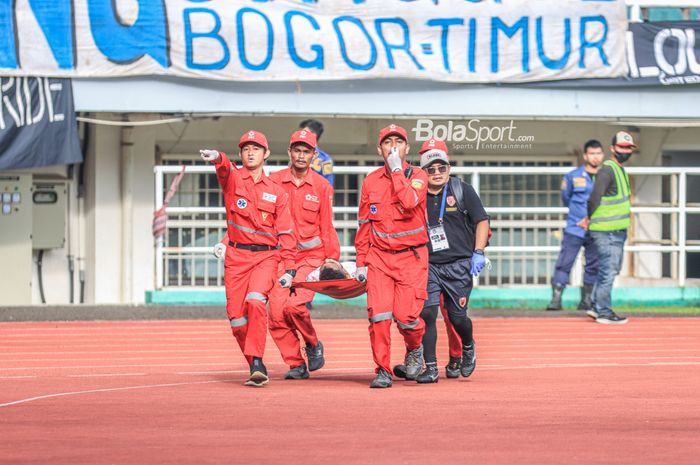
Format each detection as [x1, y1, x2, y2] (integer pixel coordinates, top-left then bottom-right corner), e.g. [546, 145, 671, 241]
[546, 140, 604, 312]
[300, 119, 334, 187]
[578, 131, 638, 325]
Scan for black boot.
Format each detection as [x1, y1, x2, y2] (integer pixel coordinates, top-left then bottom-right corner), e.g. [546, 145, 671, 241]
[546, 284, 564, 311]
[577, 284, 594, 311]
[445, 357, 461, 379]
[245, 358, 269, 387]
[416, 363, 439, 384]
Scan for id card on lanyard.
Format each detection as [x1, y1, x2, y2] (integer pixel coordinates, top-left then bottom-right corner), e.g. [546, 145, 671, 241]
[428, 187, 450, 252]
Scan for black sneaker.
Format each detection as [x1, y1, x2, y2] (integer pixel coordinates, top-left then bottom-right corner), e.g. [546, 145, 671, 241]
[596, 312, 628, 325]
[460, 343, 476, 378]
[445, 357, 461, 379]
[305, 340, 325, 372]
[416, 363, 439, 384]
[404, 345, 424, 380]
[586, 309, 599, 320]
[244, 359, 269, 387]
[284, 363, 310, 380]
[369, 368, 393, 388]
[392, 364, 407, 379]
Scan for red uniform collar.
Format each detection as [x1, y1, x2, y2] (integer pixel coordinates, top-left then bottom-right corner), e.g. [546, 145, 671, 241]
[241, 166, 271, 185]
[279, 167, 314, 186]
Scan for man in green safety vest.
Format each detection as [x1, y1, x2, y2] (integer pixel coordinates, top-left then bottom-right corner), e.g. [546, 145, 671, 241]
[578, 131, 636, 325]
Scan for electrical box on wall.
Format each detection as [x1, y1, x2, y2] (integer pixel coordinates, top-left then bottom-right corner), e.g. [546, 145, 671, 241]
[0, 173, 33, 305]
[32, 182, 67, 249]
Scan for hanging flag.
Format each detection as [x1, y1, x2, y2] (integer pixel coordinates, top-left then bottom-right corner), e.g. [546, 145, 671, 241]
[152, 165, 186, 239]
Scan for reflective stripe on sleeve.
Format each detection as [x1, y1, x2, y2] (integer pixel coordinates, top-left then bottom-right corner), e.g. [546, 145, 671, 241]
[298, 237, 322, 250]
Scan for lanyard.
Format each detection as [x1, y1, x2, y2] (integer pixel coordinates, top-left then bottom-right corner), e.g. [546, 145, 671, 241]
[438, 186, 448, 224]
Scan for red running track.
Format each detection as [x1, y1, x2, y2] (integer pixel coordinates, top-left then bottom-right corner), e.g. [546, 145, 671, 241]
[1, 318, 699, 465]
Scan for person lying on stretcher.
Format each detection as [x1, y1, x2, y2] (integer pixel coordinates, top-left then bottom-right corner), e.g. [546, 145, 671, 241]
[306, 259, 357, 281]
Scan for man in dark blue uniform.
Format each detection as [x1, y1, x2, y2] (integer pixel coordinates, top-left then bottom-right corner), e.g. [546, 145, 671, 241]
[546, 140, 605, 311]
[300, 119, 334, 187]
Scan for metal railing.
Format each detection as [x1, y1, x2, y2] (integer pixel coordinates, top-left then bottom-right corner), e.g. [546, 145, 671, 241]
[627, 0, 700, 22]
[154, 165, 700, 289]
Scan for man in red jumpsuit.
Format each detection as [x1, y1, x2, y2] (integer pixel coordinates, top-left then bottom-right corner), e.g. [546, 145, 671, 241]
[355, 124, 430, 388]
[200, 130, 296, 387]
[268, 130, 341, 380]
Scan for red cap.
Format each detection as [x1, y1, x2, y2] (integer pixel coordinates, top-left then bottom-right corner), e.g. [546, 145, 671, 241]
[419, 138, 449, 155]
[378, 124, 408, 144]
[238, 130, 269, 150]
[289, 129, 317, 149]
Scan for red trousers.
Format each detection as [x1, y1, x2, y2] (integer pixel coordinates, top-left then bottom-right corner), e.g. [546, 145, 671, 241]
[224, 248, 279, 361]
[366, 246, 428, 374]
[268, 255, 323, 367]
[440, 295, 463, 358]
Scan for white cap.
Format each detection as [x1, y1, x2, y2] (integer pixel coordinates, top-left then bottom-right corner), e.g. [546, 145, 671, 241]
[420, 149, 449, 168]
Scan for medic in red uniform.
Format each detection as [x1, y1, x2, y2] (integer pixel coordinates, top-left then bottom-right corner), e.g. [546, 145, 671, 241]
[199, 130, 296, 387]
[268, 130, 341, 379]
[354, 124, 430, 388]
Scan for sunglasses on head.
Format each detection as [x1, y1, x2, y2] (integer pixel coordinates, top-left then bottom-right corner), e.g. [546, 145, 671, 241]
[425, 164, 449, 175]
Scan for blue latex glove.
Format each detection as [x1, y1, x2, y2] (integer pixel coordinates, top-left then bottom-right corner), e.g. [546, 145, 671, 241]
[470, 251, 487, 277]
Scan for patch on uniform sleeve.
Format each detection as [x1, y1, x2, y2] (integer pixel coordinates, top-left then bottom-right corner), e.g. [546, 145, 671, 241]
[573, 177, 587, 188]
[236, 198, 248, 209]
[322, 161, 333, 175]
[560, 179, 568, 190]
[370, 205, 378, 215]
[262, 192, 277, 202]
[411, 179, 425, 189]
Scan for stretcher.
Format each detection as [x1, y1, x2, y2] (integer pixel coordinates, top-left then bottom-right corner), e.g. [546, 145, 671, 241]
[292, 278, 366, 299]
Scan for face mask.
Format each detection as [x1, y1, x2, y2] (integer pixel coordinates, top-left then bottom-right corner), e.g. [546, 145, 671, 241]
[613, 150, 632, 163]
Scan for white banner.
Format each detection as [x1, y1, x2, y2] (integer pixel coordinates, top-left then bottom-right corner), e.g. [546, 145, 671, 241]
[0, 0, 628, 83]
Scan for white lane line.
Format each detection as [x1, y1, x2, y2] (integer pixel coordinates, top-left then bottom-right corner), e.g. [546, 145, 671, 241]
[0, 379, 238, 408]
[0, 355, 248, 363]
[0, 362, 237, 371]
[0, 375, 37, 379]
[176, 370, 247, 375]
[480, 361, 700, 370]
[66, 373, 147, 378]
